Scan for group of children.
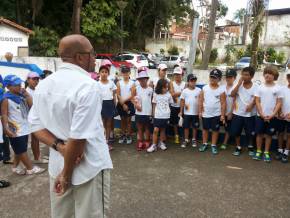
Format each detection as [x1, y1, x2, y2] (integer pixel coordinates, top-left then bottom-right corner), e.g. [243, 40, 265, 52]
[0, 72, 46, 175]
[97, 60, 290, 163]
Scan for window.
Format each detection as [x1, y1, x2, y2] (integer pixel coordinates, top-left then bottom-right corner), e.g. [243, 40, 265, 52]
[140, 55, 147, 60]
[170, 56, 178, 61]
[122, 55, 134, 60]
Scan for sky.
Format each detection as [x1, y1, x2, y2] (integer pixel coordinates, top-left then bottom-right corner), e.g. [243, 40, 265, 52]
[192, 0, 290, 25]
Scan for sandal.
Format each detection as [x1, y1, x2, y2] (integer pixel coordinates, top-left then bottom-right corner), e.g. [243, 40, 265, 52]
[0, 180, 10, 188]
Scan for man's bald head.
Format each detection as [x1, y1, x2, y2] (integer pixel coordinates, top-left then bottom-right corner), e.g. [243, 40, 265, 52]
[58, 34, 96, 72]
[58, 34, 92, 59]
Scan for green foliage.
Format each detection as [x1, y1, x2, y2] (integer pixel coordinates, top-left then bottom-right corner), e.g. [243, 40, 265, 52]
[167, 46, 179, 55]
[276, 51, 286, 64]
[224, 44, 236, 64]
[235, 48, 245, 60]
[160, 48, 165, 54]
[81, 0, 122, 39]
[196, 48, 200, 58]
[265, 47, 276, 63]
[29, 26, 59, 57]
[217, 1, 228, 20]
[209, 48, 218, 63]
[233, 8, 246, 23]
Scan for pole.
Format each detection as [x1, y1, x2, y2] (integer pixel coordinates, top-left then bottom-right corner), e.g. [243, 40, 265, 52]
[121, 10, 124, 54]
[186, 17, 200, 77]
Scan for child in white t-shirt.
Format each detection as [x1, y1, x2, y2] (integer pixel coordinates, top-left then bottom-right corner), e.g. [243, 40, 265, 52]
[275, 72, 290, 163]
[116, 66, 135, 145]
[179, 74, 201, 148]
[254, 66, 282, 163]
[169, 67, 186, 144]
[230, 67, 258, 156]
[147, 79, 173, 152]
[220, 69, 237, 150]
[97, 65, 117, 150]
[199, 69, 226, 155]
[133, 71, 153, 151]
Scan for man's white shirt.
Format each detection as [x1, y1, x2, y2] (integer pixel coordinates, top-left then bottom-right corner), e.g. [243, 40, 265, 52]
[28, 63, 113, 185]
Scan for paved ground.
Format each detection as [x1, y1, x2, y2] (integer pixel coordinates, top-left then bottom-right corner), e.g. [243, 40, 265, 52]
[1, 141, 290, 218]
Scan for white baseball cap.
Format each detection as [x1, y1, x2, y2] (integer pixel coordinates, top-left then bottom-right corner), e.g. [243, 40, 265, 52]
[158, 63, 168, 70]
[136, 70, 149, 79]
[173, 66, 183, 75]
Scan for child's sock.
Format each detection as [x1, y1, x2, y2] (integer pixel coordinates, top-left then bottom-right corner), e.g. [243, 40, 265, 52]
[236, 146, 242, 150]
[110, 131, 114, 138]
[278, 148, 283, 153]
[257, 149, 262, 153]
[284, 149, 289, 156]
[211, 144, 216, 147]
[248, 144, 254, 149]
[185, 139, 189, 143]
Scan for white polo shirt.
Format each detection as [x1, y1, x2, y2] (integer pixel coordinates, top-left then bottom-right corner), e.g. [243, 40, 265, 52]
[28, 63, 113, 185]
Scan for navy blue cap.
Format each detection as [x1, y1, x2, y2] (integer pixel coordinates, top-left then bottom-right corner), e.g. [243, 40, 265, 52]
[226, 69, 237, 77]
[210, 68, 222, 79]
[187, 74, 197, 81]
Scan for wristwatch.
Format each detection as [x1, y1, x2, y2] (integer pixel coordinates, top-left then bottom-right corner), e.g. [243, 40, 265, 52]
[51, 139, 64, 151]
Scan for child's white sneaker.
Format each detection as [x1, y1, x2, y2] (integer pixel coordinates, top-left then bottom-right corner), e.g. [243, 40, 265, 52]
[147, 144, 157, 153]
[26, 166, 46, 175]
[12, 165, 26, 175]
[158, 142, 167, 151]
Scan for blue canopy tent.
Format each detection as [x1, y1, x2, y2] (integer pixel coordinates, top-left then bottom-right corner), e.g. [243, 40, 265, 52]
[0, 61, 43, 77]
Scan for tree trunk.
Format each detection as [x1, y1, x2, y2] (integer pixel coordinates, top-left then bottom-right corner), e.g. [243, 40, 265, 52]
[71, 0, 83, 34]
[201, 0, 218, 70]
[250, 24, 260, 70]
[16, 0, 22, 25]
[242, 15, 248, 45]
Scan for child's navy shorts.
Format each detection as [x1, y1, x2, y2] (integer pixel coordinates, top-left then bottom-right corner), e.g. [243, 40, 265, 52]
[117, 101, 135, 117]
[255, 116, 277, 136]
[276, 119, 290, 134]
[183, 115, 199, 129]
[230, 115, 255, 137]
[101, 100, 116, 119]
[135, 115, 151, 124]
[9, 135, 28, 155]
[202, 116, 220, 131]
[170, 106, 180, 125]
[153, 118, 169, 128]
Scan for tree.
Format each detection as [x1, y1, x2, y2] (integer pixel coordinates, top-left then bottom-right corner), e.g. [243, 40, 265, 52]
[72, 0, 83, 34]
[249, 0, 266, 69]
[201, 0, 219, 69]
[233, 8, 246, 23]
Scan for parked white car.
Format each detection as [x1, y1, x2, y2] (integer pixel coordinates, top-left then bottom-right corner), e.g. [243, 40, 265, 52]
[159, 55, 188, 69]
[119, 54, 149, 69]
[235, 57, 251, 70]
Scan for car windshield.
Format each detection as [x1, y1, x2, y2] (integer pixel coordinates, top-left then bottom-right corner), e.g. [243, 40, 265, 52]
[122, 55, 134, 60]
[140, 55, 147, 60]
[112, 56, 124, 61]
[161, 57, 170, 61]
[239, 57, 250, 63]
[171, 56, 178, 61]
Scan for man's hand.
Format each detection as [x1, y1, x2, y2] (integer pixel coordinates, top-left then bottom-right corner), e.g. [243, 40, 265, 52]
[57, 143, 83, 165]
[54, 172, 71, 196]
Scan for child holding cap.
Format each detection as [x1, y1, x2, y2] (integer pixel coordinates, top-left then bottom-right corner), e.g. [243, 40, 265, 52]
[199, 69, 226, 155]
[1, 75, 45, 175]
[133, 70, 153, 151]
[253, 66, 282, 162]
[220, 69, 237, 150]
[169, 67, 186, 144]
[97, 65, 117, 150]
[179, 74, 201, 148]
[116, 65, 135, 144]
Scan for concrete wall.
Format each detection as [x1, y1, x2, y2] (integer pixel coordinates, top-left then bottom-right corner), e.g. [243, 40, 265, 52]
[0, 24, 29, 56]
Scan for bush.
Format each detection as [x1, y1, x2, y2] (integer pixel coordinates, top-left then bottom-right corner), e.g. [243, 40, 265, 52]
[209, 48, 218, 63]
[167, 46, 179, 55]
[160, 48, 165, 55]
[265, 47, 277, 63]
[235, 48, 245, 60]
[276, 51, 286, 64]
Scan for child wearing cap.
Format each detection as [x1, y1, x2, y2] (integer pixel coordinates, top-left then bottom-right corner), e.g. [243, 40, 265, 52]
[230, 67, 257, 156]
[151, 64, 170, 89]
[275, 72, 290, 163]
[116, 66, 135, 144]
[147, 79, 173, 152]
[97, 65, 117, 150]
[169, 67, 186, 144]
[220, 69, 237, 150]
[199, 69, 226, 155]
[26, 72, 46, 163]
[1, 75, 45, 175]
[133, 71, 153, 151]
[253, 66, 282, 162]
[179, 74, 201, 148]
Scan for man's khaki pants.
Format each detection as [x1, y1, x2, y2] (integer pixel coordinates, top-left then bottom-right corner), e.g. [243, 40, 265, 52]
[50, 169, 111, 218]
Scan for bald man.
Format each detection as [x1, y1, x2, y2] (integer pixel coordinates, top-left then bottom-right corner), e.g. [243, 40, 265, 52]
[28, 34, 113, 218]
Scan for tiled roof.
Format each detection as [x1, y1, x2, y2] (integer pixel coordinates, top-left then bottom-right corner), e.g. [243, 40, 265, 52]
[0, 17, 32, 34]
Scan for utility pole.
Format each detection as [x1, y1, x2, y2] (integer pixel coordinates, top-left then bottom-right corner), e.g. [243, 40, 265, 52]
[117, 1, 128, 54]
[186, 16, 200, 77]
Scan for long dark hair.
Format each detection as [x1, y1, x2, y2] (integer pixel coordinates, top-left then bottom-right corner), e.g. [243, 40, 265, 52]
[155, 78, 168, 94]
